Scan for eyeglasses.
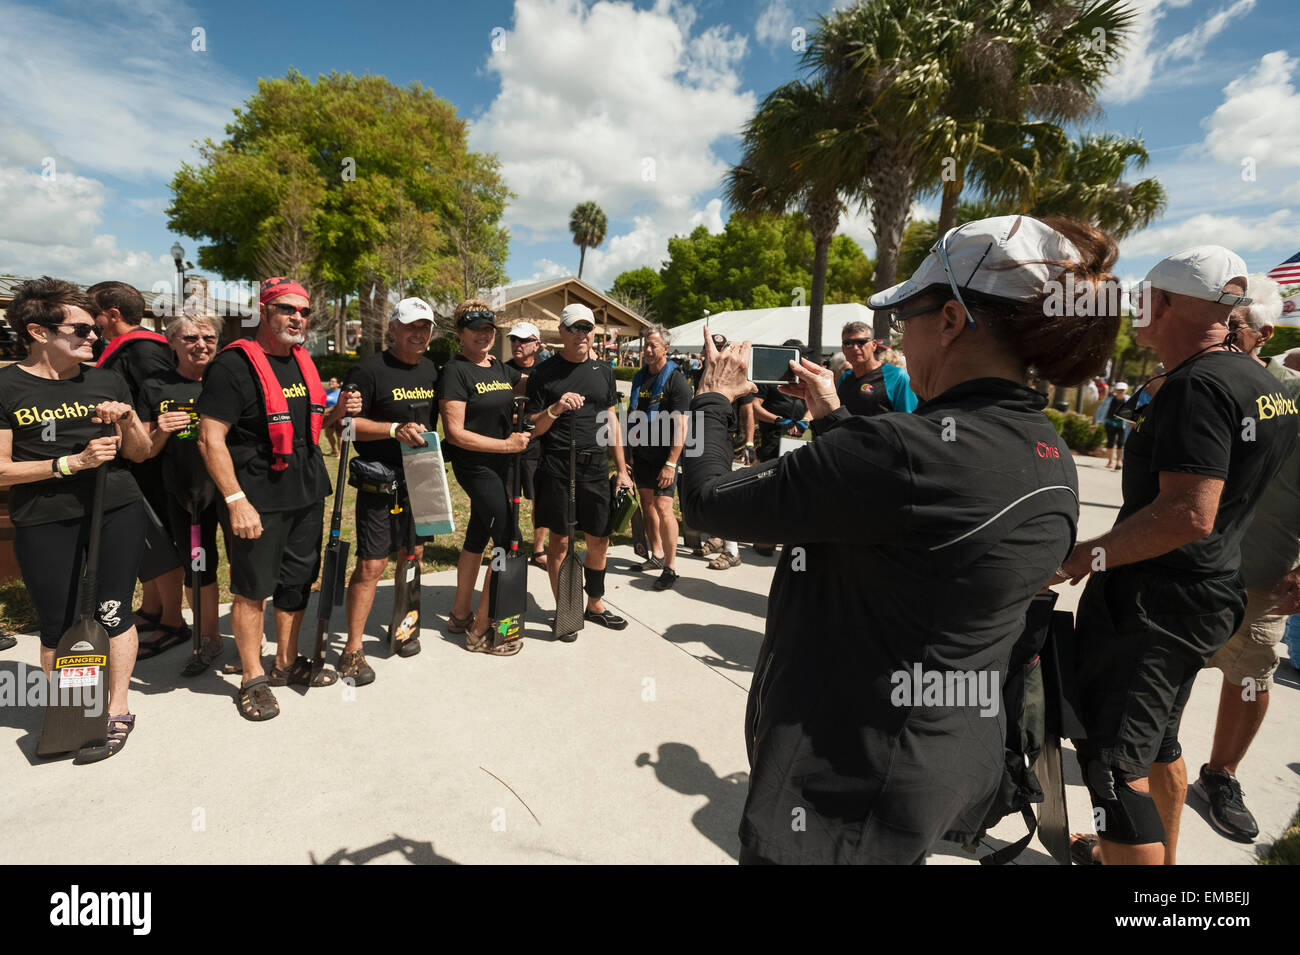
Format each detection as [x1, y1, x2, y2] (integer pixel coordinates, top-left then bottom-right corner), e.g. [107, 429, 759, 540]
[930, 229, 983, 331]
[270, 303, 311, 318]
[889, 302, 943, 333]
[842, 338, 874, 349]
[40, 322, 97, 339]
[564, 323, 594, 334]
[181, 334, 218, 344]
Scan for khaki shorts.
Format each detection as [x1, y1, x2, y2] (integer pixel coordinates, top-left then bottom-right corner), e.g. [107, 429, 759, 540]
[1207, 587, 1287, 691]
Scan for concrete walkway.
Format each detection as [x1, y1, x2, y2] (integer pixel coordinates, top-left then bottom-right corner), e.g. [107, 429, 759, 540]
[1, 455, 1295, 864]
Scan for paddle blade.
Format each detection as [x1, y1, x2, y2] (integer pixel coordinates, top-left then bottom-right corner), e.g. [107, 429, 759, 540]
[388, 553, 421, 649]
[553, 551, 585, 639]
[489, 553, 528, 649]
[1035, 733, 1071, 865]
[37, 618, 110, 758]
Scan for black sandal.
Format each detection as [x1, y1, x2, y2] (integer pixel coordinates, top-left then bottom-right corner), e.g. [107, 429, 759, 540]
[530, 552, 548, 570]
[180, 641, 223, 678]
[269, 655, 337, 688]
[136, 624, 191, 660]
[104, 714, 135, 756]
[1070, 833, 1101, 865]
[238, 676, 279, 721]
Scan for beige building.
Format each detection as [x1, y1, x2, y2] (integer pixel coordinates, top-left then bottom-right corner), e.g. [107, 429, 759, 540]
[497, 276, 649, 358]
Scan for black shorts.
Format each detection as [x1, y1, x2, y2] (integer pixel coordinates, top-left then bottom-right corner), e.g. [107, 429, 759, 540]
[16, 500, 147, 648]
[1104, 423, 1127, 449]
[164, 493, 220, 588]
[519, 453, 540, 501]
[534, 454, 611, 538]
[222, 502, 323, 611]
[355, 488, 428, 560]
[631, 453, 677, 498]
[1073, 565, 1246, 779]
[453, 459, 515, 555]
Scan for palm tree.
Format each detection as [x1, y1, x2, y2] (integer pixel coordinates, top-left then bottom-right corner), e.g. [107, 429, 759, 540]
[1030, 133, 1166, 237]
[724, 80, 848, 353]
[569, 201, 607, 280]
[806, 0, 1139, 338]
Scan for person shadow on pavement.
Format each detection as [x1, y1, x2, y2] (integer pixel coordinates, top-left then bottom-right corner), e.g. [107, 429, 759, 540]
[309, 834, 457, 865]
[636, 742, 748, 861]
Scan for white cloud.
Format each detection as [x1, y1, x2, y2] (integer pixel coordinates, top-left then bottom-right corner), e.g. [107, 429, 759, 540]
[1167, 0, 1255, 59]
[1120, 209, 1296, 259]
[688, 198, 725, 233]
[469, 0, 754, 242]
[0, 0, 246, 182]
[1204, 51, 1300, 168]
[0, 164, 107, 247]
[755, 0, 794, 51]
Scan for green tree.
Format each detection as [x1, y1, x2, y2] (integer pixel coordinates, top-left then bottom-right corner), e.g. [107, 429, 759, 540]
[167, 70, 510, 351]
[569, 201, 607, 280]
[608, 267, 664, 320]
[645, 212, 874, 326]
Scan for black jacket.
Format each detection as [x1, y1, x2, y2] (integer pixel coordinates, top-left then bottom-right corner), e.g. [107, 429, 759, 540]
[680, 379, 1078, 864]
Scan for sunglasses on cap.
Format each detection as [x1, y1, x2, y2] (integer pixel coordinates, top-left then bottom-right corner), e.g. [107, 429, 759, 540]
[459, 310, 496, 324]
[270, 303, 311, 318]
[39, 322, 97, 339]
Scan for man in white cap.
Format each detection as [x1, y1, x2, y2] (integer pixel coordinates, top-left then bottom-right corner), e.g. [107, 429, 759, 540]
[1056, 247, 1298, 865]
[504, 321, 547, 566]
[525, 303, 634, 639]
[334, 297, 440, 682]
[1196, 273, 1300, 843]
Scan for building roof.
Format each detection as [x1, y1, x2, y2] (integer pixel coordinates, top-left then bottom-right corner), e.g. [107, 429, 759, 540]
[502, 275, 649, 331]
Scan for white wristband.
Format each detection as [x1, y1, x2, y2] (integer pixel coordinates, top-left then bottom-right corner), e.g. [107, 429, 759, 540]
[389, 422, 399, 438]
[546, 405, 560, 420]
[224, 491, 246, 505]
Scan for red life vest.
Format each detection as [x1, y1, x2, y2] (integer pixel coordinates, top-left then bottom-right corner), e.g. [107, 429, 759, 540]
[221, 339, 326, 471]
[96, 327, 169, 368]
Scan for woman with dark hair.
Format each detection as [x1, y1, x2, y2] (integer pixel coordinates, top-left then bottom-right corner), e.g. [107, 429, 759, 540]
[139, 313, 224, 676]
[0, 277, 153, 757]
[439, 300, 531, 655]
[681, 216, 1121, 864]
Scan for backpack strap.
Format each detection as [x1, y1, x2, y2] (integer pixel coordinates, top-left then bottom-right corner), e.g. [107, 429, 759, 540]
[97, 327, 169, 368]
[978, 806, 1039, 866]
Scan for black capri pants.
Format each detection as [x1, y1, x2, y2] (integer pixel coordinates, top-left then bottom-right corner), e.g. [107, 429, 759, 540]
[1104, 422, 1127, 449]
[453, 458, 516, 555]
[16, 500, 148, 648]
[164, 492, 220, 588]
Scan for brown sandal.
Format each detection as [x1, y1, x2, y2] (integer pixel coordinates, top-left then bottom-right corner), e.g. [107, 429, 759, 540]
[269, 655, 337, 688]
[238, 676, 279, 721]
[447, 611, 474, 633]
[466, 629, 522, 656]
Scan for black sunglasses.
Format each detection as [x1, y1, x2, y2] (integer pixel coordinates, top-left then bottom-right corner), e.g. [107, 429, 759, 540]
[270, 303, 311, 318]
[180, 334, 218, 344]
[460, 310, 495, 323]
[40, 322, 97, 339]
[842, 337, 875, 349]
[565, 323, 594, 333]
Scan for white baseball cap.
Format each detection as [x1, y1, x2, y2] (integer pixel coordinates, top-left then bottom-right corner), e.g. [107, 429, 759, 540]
[869, 215, 1082, 310]
[508, 321, 540, 340]
[1143, 246, 1251, 306]
[559, 303, 596, 328]
[391, 297, 435, 324]
[1112, 381, 1129, 392]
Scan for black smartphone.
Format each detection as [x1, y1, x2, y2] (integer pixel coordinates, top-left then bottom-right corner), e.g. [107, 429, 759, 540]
[748, 345, 801, 385]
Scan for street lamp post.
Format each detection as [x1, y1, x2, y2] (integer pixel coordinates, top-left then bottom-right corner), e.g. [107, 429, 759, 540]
[170, 242, 185, 331]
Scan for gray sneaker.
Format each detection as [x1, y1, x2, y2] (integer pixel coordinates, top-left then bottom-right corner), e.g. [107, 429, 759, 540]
[640, 555, 664, 572]
[1193, 764, 1259, 843]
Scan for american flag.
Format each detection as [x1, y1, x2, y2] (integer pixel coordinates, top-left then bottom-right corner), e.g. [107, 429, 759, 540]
[1267, 251, 1300, 289]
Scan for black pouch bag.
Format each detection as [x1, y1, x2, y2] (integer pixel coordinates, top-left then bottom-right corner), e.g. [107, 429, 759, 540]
[348, 458, 399, 493]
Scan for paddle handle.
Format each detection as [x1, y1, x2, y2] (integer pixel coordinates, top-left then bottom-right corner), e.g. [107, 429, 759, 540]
[78, 425, 114, 619]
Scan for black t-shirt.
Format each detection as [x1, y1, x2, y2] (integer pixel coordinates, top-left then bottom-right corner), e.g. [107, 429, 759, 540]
[837, 366, 891, 416]
[139, 369, 211, 503]
[102, 336, 174, 410]
[628, 362, 693, 462]
[525, 354, 618, 457]
[1118, 349, 1298, 574]
[196, 348, 331, 513]
[755, 383, 807, 460]
[343, 351, 438, 469]
[0, 364, 142, 526]
[505, 359, 540, 460]
[438, 354, 516, 468]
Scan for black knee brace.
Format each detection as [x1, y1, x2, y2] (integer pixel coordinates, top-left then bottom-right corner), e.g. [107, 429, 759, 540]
[272, 583, 311, 614]
[584, 566, 605, 600]
[1083, 758, 1165, 845]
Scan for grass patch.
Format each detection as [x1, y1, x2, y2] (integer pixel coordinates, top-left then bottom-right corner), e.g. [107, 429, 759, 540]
[1260, 806, 1300, 865]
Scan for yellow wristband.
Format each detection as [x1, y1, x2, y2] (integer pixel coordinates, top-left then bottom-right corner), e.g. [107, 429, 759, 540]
[58, 456, 73, 476]
[389, 422, 399, 438]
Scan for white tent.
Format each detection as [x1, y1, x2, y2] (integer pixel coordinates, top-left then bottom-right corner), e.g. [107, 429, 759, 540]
[666, 303, 877, 355]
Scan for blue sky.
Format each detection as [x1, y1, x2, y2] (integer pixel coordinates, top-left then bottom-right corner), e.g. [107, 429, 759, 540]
[1, 0, 1297, 304]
